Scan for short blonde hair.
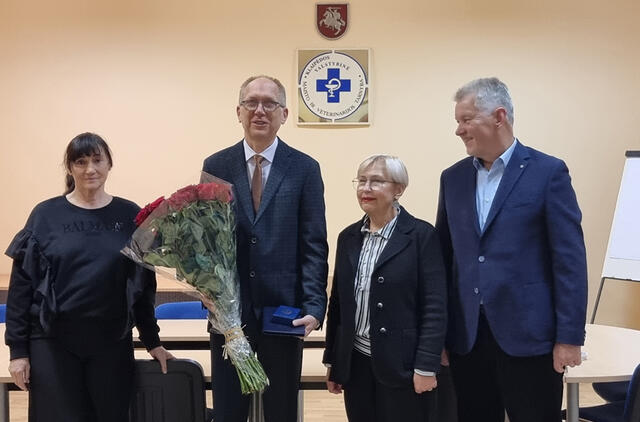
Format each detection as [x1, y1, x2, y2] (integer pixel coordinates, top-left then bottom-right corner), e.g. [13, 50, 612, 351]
[239, 75, 286, 106]
[357, 154, 409, 188]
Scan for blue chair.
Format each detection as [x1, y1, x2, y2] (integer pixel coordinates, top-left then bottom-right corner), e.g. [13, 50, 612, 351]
[593, 381, 630, 403]
[155, 301, 208, 319]
[563, 363, 640, 422]
[0, 304, 6, 323]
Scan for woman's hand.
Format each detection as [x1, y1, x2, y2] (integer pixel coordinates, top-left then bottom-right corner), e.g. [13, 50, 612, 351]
[325, 367, 343, 394]
[9, 358, 30, 391]
[413, 373, 437, 394]
[148, 346, 175, 374]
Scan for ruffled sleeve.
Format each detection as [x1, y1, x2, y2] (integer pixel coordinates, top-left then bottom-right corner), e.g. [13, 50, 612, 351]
[5, 229, 57, 359]
[6, 229, 33, 260]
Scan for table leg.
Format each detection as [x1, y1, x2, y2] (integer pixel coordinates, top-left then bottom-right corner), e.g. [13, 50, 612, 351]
[566, 383, 579, 422]
[297, 391, 304, 422]
[0, 384, 8, 422]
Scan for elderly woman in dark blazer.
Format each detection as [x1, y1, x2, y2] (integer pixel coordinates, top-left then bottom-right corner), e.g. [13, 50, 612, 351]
[323, 154, 447, 422]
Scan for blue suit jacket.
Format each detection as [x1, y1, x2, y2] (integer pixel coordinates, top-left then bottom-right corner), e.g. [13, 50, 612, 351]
[435, 141, 587, 356]
[202, 139, 328, 331]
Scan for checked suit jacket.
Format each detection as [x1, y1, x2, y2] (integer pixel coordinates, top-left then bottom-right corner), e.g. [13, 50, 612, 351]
[202, 138, 328, 333]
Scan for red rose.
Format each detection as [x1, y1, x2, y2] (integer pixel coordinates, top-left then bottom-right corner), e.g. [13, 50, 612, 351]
[135, 196, 165, 226]
[168, 185, 198, 210]
[196, 182, 219, 201]
[196, 182, 233, 204]
[216, 184, 233, 203]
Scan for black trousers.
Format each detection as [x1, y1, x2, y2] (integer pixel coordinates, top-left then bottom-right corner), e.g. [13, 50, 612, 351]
[342, 350, 436, 422]
[449, 312, 563, 422]
[210, 331, 303, 422]
[437, 364, 459, 422]
[28, 333, 134, 422]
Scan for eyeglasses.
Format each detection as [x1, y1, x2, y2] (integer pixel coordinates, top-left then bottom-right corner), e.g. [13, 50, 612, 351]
[239, 100, 284, 112]
[352, 178, 395, 190]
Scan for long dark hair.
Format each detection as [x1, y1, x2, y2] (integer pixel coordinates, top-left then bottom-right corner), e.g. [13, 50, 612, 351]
[63, 132, 113, 195]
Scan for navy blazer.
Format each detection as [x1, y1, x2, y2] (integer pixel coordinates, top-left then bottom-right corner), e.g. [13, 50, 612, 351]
[202, 139, 328, 328]
[323, 208, 447, 388]
[436, 141, 587, 357]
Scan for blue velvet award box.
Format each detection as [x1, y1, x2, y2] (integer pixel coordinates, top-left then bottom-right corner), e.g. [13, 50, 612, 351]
[272, 305, 301, 325]
[262, 306, 305, 336]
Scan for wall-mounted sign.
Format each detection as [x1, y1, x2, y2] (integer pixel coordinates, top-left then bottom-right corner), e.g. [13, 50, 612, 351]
[316, 4, 348, 40]
[297, 49, 370, 126]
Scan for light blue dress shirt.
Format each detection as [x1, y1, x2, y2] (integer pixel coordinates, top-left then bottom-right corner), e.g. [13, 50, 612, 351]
[473, 139, 517, 231]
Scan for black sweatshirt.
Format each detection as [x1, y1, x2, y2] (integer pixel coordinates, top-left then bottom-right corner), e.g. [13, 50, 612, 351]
[5, 196, 161, 360]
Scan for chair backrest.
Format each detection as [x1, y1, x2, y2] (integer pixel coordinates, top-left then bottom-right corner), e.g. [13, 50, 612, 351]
[155, 301, 208, 319]
[593, 380, 629, 403]
[129, 359, 207, 422]
[0, 304, 6, 323]
[624, 363, 640, 422]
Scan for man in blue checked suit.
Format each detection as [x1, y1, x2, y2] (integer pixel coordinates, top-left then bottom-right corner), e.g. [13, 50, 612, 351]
[202, 75, 328, 422]
[435, 77, 588, 422]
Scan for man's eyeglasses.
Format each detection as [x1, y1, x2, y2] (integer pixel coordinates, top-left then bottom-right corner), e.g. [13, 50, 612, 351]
[240, 100, 284, 112]
[352, 178, 395, 190]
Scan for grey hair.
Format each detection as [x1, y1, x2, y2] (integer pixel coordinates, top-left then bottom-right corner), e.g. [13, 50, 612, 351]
[357, 154, 409, 189]
[239, 75, 286, 106]
[454, 77, 514, 125]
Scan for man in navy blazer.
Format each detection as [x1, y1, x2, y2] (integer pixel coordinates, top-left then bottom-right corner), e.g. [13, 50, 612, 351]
[435, 77, 587, 422]
[202, 75, 328, 422]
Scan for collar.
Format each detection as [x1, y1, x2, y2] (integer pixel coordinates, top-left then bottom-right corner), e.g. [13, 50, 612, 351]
[473, 137, 518, 171]
[360, 207, 400, 239]
[243, 137, 278, 163]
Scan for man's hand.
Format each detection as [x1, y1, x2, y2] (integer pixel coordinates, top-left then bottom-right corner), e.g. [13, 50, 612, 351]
[553, 343, 582, 373]
[148, 346, 175, 374]
[9, 358, 30, 391]
[325, 367, 343, 394]
[414, 373, 437, 394]
[292, 314, 319, 337]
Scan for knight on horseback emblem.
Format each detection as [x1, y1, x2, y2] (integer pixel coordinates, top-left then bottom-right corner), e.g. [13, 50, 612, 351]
[316, 4, 349, 39]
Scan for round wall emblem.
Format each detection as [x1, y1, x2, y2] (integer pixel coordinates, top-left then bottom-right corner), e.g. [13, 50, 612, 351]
[298, 50, 368, 123]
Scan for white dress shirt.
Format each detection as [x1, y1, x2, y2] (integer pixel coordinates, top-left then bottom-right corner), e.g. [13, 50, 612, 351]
[243, 137, 278, 189]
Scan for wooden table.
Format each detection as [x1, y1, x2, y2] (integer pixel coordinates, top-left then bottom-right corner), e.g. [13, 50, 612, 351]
[135, 319, 326, 422]
[134, 347, 327, 386]
[0, 322, 325, 422]
[564, 324, 640, 422]
[3, 322, 639, 422]
[135, 348, 326, 422]
[0, 327, 11, 422]
[133, 318, 326, 349]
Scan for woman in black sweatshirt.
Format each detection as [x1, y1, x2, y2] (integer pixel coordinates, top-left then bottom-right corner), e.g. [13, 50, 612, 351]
[5, 132, 173, 422]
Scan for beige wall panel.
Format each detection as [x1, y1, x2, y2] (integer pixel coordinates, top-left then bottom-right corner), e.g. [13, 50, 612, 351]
[1, 0, 639, 326]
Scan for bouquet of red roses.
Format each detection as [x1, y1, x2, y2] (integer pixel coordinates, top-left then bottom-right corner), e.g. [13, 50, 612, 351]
[122, 172, 269, 394]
